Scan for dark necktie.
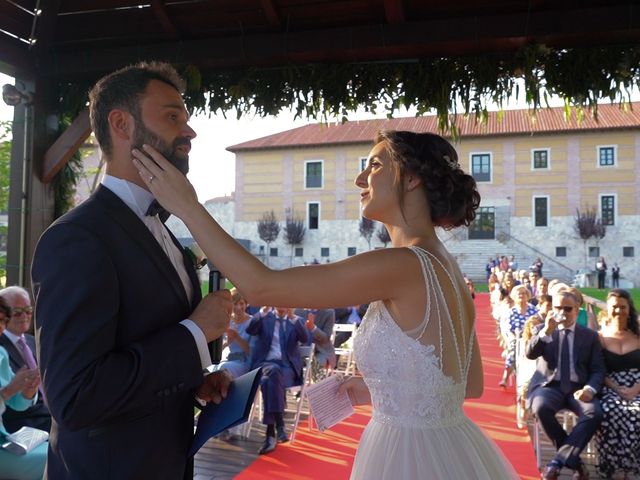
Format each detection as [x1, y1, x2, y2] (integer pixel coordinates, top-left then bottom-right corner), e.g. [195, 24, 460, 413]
[277, 318, 286, 359]
[145, 200, 170, 223]
[560, 329, 572, 394]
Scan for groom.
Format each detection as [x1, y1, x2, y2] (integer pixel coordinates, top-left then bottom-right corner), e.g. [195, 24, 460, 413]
[31, 62, 232, 479]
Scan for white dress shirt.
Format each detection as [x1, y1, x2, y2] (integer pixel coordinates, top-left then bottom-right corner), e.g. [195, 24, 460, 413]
[101, 175, 211, 369]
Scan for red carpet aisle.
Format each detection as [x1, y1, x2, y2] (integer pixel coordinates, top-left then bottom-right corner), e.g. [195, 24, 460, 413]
[236, 293, 539, 480]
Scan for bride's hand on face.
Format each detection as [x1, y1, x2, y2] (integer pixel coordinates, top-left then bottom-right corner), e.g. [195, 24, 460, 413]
[131, 144, 199, 218]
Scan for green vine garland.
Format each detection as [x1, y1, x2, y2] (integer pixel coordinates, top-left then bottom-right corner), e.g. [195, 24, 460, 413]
[52, 44, 640, 216]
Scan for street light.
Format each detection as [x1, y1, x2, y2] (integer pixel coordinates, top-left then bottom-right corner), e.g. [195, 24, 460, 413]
[1, 83, 34, 286]
[2, 84, 33, 106]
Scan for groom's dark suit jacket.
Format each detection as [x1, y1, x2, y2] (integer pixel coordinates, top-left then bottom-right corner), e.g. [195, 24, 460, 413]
[31, 186, 204, 480]
[0, 333, 51, 432]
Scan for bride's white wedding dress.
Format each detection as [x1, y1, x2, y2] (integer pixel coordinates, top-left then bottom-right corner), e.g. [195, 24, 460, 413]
[351, 247, 518, 479]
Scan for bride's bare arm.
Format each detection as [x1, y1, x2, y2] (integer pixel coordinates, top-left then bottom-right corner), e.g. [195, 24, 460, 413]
[132, 145, 413, 309]
[465, 339, 484, 398]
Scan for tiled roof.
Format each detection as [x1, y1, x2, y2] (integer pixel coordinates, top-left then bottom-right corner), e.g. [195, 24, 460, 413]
[227, 102, 640, 152]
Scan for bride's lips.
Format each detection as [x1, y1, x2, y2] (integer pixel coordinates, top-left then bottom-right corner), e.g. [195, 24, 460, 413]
[360, 192, 369, 201]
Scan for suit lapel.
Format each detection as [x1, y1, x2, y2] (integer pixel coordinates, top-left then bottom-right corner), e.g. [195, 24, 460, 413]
[165, 227, 202, 307]
[94, 186, 191, 312]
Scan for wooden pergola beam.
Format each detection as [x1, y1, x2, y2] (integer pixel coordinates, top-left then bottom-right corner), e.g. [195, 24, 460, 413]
[260, 0, 282, 30]
[42, 4, 640, 81]
[42, 108, 91, 183]
[150, 0, 180, 40]
[383, 0, 405, 24]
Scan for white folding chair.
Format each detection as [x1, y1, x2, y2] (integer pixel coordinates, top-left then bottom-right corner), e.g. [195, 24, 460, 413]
[331, 324, 357, 376]
[286, 344, 315, 443]
[243, 344, 316, 443]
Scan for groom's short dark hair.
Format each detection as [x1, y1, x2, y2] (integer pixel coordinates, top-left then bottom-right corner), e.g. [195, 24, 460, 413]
[88, 61, 185, 158]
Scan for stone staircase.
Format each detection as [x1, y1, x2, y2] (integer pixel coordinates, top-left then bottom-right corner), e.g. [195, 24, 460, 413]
[439, 234, 575, 284]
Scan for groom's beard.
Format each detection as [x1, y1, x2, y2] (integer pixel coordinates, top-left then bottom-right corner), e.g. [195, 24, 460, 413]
[132, 122, 191, 176]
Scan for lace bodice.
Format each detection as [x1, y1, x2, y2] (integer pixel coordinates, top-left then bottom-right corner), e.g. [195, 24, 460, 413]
[353, 247, 475, 428]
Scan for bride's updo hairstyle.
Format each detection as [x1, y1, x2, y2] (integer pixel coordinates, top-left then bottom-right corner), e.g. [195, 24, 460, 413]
[376, 130, 481, 230]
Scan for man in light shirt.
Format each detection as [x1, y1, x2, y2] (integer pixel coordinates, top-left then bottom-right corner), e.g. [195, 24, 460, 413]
[31, 62, 232, 480]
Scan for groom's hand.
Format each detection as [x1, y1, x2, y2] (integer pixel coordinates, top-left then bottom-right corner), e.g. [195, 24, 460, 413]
[197, 370, 232, 404]
[191, 290, 232, 342]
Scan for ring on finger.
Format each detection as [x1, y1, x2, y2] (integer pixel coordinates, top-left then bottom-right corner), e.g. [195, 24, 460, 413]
[149, 175, 155, 183]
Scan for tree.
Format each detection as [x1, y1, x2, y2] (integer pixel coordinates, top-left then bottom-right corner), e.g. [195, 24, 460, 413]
[0, 121, 11, 214]
[376, 224, 391, 247]
[574, 206, 606, 268]
[284, 213, 306, 266]
[0, 121, 11, 286]
[359, 217, 375, 250]
[257, 210, 280, 265]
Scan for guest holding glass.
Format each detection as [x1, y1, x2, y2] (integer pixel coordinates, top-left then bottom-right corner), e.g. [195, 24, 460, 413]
[595, 289, 640, 479]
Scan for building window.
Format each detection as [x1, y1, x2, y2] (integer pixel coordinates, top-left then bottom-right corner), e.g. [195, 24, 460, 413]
[295, 247, 303, 257]
[623, 246, 635, 257]
[470, 153, 492, 182]
[321, 247, 330, 257]
[305, 160, 323, 188]
[600, 195, 615, 226]
[532, 149, 550, 170]
[598, 146, 616, 167]
[308, 202, 319, 230]
[270, 247, 278, 257]
[533, 196, 549, 227]
[468, 206, 495, 239]
[259, 245, 264, 254]
[589, 246, 600, 258]
[360, 157, 368, 172]
[556, 247, 566, 257]
[347, 247, 356, 256]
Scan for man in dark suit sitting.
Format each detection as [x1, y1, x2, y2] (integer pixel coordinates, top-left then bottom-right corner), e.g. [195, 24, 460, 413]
[526, 290, 605, 480]
[247, 306, 310, 454]
[0, 286, 51, 433]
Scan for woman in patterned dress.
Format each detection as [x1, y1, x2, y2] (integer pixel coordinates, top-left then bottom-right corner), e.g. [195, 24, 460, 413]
[595, 289, 640, 479]
[499, 285, 538, 387]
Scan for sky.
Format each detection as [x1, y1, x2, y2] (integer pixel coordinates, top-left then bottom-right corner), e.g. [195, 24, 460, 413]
[2, 71, 638, 201]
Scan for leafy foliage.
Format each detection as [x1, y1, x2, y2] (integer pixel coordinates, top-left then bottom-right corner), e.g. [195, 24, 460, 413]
[376, 224, 391, 246]
[284, 214, 305, 246]
[359, 217, 375, 250]
[574, 206, 607, 267]
[284, 213, 306, 265]
[257, 210, 280, 246]
[0, 121, 11, 214]
[574, 207, 602, 241]
[178, 45, 640, 138]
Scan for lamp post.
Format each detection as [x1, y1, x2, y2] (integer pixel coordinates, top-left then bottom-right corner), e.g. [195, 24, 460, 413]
[2, 83, 34, 287]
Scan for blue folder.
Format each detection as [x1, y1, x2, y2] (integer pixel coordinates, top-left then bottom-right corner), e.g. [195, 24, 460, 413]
[189, 367, 262, 457]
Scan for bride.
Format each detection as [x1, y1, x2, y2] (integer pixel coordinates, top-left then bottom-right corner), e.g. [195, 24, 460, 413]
[133, 130, 518, 479]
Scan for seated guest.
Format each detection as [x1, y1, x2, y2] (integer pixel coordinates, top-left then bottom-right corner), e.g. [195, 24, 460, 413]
[0, 297, 47, 480]
[294, 308, 336, 370]
[526, 290, 605, 480]
[0, 287, 51, 433]
[333, 305, 367, 347]
[499, 285, 538, 387]
[218, 288, 252, 379]
[516, 294, 552, 426]
[247, 306, 310, 455]
[595, 289, 640, 479]
[565, 287, 598, 330]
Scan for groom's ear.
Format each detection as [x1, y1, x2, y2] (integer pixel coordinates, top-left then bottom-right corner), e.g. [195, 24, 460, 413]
[108, 109, 134, 142]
